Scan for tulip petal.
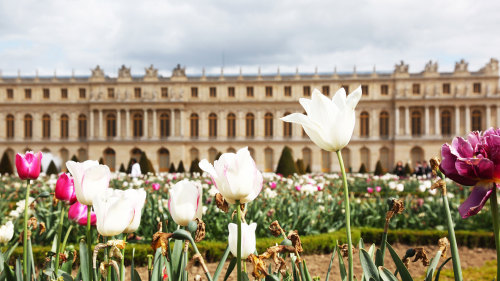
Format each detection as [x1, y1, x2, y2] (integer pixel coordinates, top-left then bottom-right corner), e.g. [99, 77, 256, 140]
[308, 90, 337, 128]
[299, 98, 312, 115]
[16, 153, 30, 180]
[79, 165, 111, 205]
[440, 144, 477, 186]
[346, 86, 362, 110]
[452, 137, 474, 158]
[332, 87, 346, 109]
[281, 113, 334, 151]
[458, 182, 494, 218]
[123, 189, 147, 233]
[169, 180, 200, 226]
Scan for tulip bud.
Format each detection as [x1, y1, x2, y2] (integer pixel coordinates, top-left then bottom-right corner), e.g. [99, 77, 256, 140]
[15, 151, 42, 180]
[228, 222, 257, 259]
[269, 182, 277, 190]
[168, 180, 202, 226]
[0, 221, 14, 244]
[55, 173, 77, 204]
[152, 183, 161, 191]
[68, 201, 96, 226]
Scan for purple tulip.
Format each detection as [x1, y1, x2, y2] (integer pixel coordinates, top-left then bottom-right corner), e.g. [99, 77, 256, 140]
[68, 201, 96, 226]
[55, 173, 77, 204]
[152, 183, 161, 191]
[15, 151, 42, 180]
[440, 128, 500, 218]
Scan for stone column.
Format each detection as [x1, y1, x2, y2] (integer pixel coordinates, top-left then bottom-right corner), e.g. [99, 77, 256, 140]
[179, 110, 184, 137]
[237, 111, 245, 138]
[434, 106, 440, 136]
[15, 112, 23, 141]
[126, 110, 130, 138]
[371, 109, 378, 138]
[117, 110, 121, 138]
[276, 110, 282, 138]
[152, 109, 157, 138]
[455, 107, 460, 135]
[404, 107, 410, 135]
[486, 106, 491, 128]
[394, 107, 399, 136]
[171, 110, 176, 137]
[69, 112, 77, 140]
[99, 110, 103, 139]
[144, 110, 148, 138]
[90, 110, 94, 138]
[256, 111, 263, 138]
[52, 112, 60, 140]
[0, 113, 4, 140]
[497, 106, 500, 128]
[220, 111, 227, 139]
[424, 106, 429, 136]
[465, 106, 471, 132]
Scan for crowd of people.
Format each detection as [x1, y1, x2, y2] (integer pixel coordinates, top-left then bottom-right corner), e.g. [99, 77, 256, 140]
[392, 160, 433, 178]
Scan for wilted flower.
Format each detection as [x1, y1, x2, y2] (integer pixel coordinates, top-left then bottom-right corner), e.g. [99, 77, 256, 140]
[55, 173, 77, 204]
[228, 222, 257, 259]
[68, 201, 96, 226]
[0, 221, 14, 244]
[281, 87, 362, 152]
[15, 151, 42, 180]
[66, 160, 111, 206]
[168, 180, 202, 226]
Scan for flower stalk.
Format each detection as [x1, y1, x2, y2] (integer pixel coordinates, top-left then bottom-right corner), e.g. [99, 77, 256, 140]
[87, 205, 93, 281]
[236, 200, 242, 281]
[336, 150, 353, 281]
[491, 189, 500, 281]
[54, 204, 67, 274]
[22, 179, 31, 281]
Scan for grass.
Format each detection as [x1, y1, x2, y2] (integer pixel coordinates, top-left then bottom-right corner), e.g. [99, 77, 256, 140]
[423, 259, 496, 281]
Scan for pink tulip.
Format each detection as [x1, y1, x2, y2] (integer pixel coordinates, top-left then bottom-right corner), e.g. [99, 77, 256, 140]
[367, 187, 374, 193]
[152, 183, 161, 191]
[317, 185, 323, 191]
[55, 173, 77, 204]
[68, 201, 96, 226]
[269, 182, 277, 189]
[15, 151, 42, 180]
[375, 186, 382, 192]
[295, 185, 302, 191]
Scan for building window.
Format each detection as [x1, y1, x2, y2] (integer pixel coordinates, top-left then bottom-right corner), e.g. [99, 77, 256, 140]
[283, 112, 292, 138]
[79, 88, 86, 98]
[472, 110, 482, 131]
[25, 89, 32, 99]
[106, 113, 116, 137]
[108, 88, 115, 98]
[361, 85, 369, 96]
[43, 88, 50, 99]
[342, 85, 349, 94]
[24, 114, 33, 139]
[264, 147, 273, 172]
[209, 87, 217, 97]
[379, 111, 389, 138]
[208, 113, 217, 138]
[228, 87, 235, 97]
[134, 88, 142, 98]
[42, 114, 51, 139]
[61, 88, 68, 99]
[160, 113, 170, 138]
[190, 113, 199, 138]
[133, 113, 143, 137]
[264, 112, 273, 137]
[161, 87, 168, 98]
[265, 86, 273, 97]
[284, 86, 292, 97]
[381, 85, 389, 95]
[227, 113, 236, 138]
[303, 86, 311, 97]
[246, 87, 254, 97]
[78, 114, 87, 139]
[322, 85, 330, 96]
[442, 83, 451, 94]
[191, 87, 198, 98]
[473, 83, 481, 94]
[60, 114, 69, 139]
[441, 110, 451, 136]
[411, 111, 422, 136]
[246, 113, 255, 137]
[6, 114, 14, 139]
[360, 111, 369, 138]
[158, 148, 170, 172]
[6, 89, 13, 99]
[412, 83, 420, 94]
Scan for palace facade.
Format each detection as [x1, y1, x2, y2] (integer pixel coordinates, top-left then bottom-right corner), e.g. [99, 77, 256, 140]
[0, 59, 499, 173]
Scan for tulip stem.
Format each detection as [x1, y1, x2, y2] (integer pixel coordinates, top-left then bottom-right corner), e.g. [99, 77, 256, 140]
[22, 179, 31, 281]
[54, 204, 66, 275]
[236, 201, 242, 281]
[491, 188, 500, 281]
[60, 225, 73, 254]
[336, 150, 353, 281]
[120, 235, 127, 281]
[87, 205, 93, 281]
[442, 192, 463, 281]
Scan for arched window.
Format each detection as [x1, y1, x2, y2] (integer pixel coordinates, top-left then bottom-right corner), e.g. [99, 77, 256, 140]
[227, 147, 236, 153]
[360, 147, 371, 172]
[227, 113, 236, 138]
[441, 110, 452, 136]
[190, 113, 199, 138]
[321, 150, 331, 172]
[158, 148, 170, 172]
[264, 147, 273, 172]
[208, 147, 218, 163]
[343, 148, 352, 172]
[283, 112, 292, 138]
[410, 146, 424, 169]
[60, 114, 69, 139]
[6, 114, 14, 139]
[160, 113, 170, 138]
[209, 113, 217, 138]
[379, 111, 389, 138]
[131, 148, 142, 161]
[360, 111, 369, 137]
[246, 113, 255, 137]
[103, 148, 116, 171]
[60, 148, 69, 171]
[248, 147, 256, 160]
[133, 113, 143, 137]
[411, 111, 422, 136]
[264, 113, 273, 137]
[24, 114, 33, 139]
[472, 110, 482, 131]
[379, 147, 390, 172]
[106, 113, 116, 137]
[302, 147, 312, 171]
[190, 148, 199, 163]
[42, 114, 51, 139]
[78, 114, 87, 139]
[78, 148, 88, 161]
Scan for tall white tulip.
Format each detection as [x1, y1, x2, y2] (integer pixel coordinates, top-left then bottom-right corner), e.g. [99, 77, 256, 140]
[168, 180, 203, 226]
[0, 221, 14, 244]
[66, 160, 111, 205]
[123, 189, 147, 233]
[199, 147, 263, 204]
[281, 87, 362, 152]
[228, 222, 256, 259]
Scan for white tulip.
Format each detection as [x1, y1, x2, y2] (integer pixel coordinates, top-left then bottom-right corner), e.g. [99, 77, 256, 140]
[199, 147, 263, 204]
[66, 160, 111, 205]
[281, 87, 362, 152]
[0, 221, 14, 244]
[168, 180, 203, 226]
[123, 189, 147, 233]
[228, 222, 257, 259]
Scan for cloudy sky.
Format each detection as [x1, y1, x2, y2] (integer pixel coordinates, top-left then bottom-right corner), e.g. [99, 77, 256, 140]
[0, 0, 499, 77]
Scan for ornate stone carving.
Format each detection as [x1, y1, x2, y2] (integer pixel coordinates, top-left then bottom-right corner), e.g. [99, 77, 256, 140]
[145, 64, 158, 78]
[118, 65, 131, 79]
[171, 64, 185, 77]
[480, 58, 499, 75]
[91, 65, 105, 79]
[394, 61, 409, 74]
[424, 60, 438, 73]
[454, 59, 468, 73]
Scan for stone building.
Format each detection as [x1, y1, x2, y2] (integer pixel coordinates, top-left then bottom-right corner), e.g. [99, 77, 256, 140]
[0, 59, 499, 173]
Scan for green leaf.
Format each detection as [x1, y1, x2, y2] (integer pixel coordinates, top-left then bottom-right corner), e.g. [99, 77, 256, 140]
[386, 243, 413, 281]
[79, 240, 89, 281]
[374, 249, 383, 268]
[434, 257, 451, 281]
[325, 246, 337, 281]
[15, 259, 22, 281]
[336, 244, 347, 281]
[4, 262, 16, 281]
[302, 260, 313, 281]
[151, 248, 163, 281]
[359, 249, 379, 281]
[171, 239, 183, 281]
[359, 238, 365, 250]
[213, 246, 230, 281]
[28, 239, 36, 281]
[223, 258, 236, 281]
[378, 267, 398, 281]
[4, 241, 19, 262]
[60, 272, 74, 281]
[425, 250, 442, 281]
[265, 274, 280, 281]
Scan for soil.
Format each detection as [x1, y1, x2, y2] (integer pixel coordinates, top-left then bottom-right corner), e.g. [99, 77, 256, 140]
[128, 243, 497, 281]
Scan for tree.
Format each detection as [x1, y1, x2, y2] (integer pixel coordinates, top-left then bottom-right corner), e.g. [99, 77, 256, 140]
[215, 152, 222, 161]
[177, 161, 185, 173]
[168, 163, 176, 173]
[147, 158, 156, 174]
[119, 163, 126, 173]
[305, 164, 311, 173]
[374, 160, 384, 176]
[98, 157, 104, 165]
[358, 163, 367, 174]
[404, 163, 412, 176]
[0, 152, 13, 175]
[296, 159, 306, 175]
[189, 158, 202, 174]
[126, 158, 134, 174]
[275, 146, 298, 177]
[70, 155, 79, 162]
[139, 152, 151, 174]
[46, 160, 59, 175]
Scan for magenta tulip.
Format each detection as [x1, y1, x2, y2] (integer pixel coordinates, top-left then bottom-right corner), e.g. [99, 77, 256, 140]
[68, 201, 96, 226]
[15, 151, 42, 180]
[440, 128, 500, 218]
[269, 182, 277, 189]
[367, 187, 374, 193]
[55, 173, 77, 204]
[152, 183, 161, 191]
[375, 186, 382, 192]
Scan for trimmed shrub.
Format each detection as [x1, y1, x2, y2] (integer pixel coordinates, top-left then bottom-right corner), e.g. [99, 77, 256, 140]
[275, 146, 298, 177]
[189, 158, 202, 174]
[177, 161, 185, 173]
[358, 163, 367, 173]
[139, 152, 150, 174]
[119, 163, 126, 173]
[374, 160, 384, 176]
[46, 160, 59, 175]
[168, 163, 176, 173]
[70, 155, 79, 162]
[305, 164, 311, 173]
[296, 159, 306, 175]
[404, 163, 412, 175]
[146, 158, 156, 174]
[215, 152, 222, 160]
[0, 151, 13, 175]
[98, 157, 104, 164]
[126, 158, 134, 174]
